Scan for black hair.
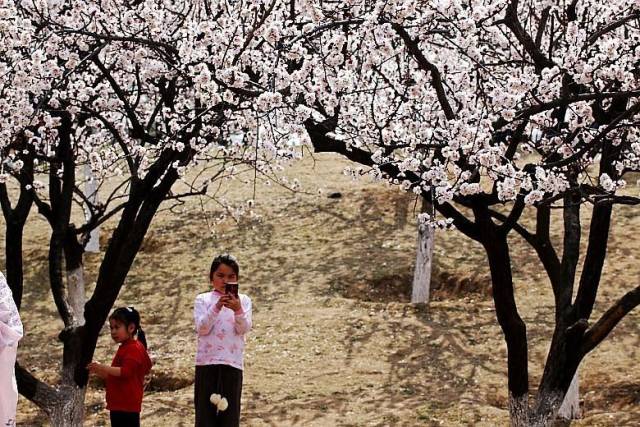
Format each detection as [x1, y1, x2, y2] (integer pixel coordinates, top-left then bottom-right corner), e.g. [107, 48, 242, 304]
[209, 253, 240, 281]
[109, 306, 148, 349]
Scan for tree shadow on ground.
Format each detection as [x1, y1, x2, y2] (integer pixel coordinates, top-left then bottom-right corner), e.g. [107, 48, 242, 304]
[240, 188, 640, 426]
[15, 185, 640, 426]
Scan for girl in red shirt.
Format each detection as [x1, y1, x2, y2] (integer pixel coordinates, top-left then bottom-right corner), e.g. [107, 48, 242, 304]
[88, 307, 152, 427]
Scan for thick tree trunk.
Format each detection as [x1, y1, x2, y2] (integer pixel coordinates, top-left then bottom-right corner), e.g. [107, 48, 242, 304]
[412, 199, 434, 303]
[531, 339, 582, 425]
[16, 362, 85, 427]
[64, 228, 86, 327]
[530, 389, 566, 427]
[66, 266, 86, 327]
[558, 370, 580, 420]
[47, 384, 85, 427]
[54, 328, 87, 427]
[509, 392, 530, 427]
[16, 264, 87, 427]
[475, 211, 530, 427]
[4, 222, 26, 308]
[510, 388, 573, 427]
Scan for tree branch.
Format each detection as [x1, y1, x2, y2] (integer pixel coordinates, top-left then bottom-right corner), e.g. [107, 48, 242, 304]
[534, 7, 551, 49]
[544, 99, 640, 169]
[497, 197, 526, 236]
[559, 189, 581, 311]
[573, 202, 613, 319]
[581, 285, 640, 355]
[587, 11, 640, 45]
[92, 57, 148, 143]
[475, 205, 529, 398]
[502, 0, 555, 72]
[59, 28, 179, 57]
[82, 106, 137, 176]
[15, 363, 64, 413]
[232, 0, 277, 65]
[390, 23, 455, 120]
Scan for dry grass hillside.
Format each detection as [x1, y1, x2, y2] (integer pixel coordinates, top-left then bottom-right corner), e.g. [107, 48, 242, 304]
[6, 153, 640, 426]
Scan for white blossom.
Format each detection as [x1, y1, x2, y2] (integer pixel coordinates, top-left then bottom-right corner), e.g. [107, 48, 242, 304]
[1, 0, 639, 234]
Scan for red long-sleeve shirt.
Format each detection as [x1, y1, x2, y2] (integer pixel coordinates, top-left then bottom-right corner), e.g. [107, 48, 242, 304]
[105, 339, 152, 413]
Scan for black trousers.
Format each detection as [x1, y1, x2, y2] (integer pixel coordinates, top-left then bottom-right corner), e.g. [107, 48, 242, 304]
[194, 364, 243, 427]
[110, 411, 140, 427]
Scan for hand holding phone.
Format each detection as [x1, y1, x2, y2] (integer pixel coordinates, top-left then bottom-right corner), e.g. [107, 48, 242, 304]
[223, 282, 241, 312]
[224, 282, 239, 299]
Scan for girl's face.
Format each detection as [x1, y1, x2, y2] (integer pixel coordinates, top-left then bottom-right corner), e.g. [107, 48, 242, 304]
[211, 263, 238, 293]
[109, 318, 135, 343]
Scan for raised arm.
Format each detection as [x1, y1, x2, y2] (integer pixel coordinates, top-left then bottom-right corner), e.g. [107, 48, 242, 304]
[194, 294, 220, 336]
[234, 296, 252, 336]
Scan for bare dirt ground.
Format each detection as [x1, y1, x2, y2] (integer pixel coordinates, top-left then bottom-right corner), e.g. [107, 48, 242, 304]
[8, 153, 640, 426]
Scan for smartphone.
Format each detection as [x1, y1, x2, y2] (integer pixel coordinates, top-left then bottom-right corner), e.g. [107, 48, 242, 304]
[224, 282, 239, 298]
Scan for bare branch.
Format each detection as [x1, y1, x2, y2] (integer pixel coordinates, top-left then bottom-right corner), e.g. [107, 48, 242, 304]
[581, 285, 640, 355]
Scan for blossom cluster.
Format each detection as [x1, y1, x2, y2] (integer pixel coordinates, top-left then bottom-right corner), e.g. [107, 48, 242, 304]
[0, 0, 307, 211]
[292, 0, 640, 218]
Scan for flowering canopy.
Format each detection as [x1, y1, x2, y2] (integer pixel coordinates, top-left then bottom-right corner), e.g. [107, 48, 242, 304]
[0, 0, 307, 221]
[1, 1, 640, 219]
[293, 0, 640, 228]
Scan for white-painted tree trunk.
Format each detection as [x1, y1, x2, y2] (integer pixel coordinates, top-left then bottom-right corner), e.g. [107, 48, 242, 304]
[48, 384, 85, 427]
[412, 199, 434, 303]
[558, 370, 581, 420]
[522, 386, 573, 427]
[510, 391, 568, 427]
[66, 267, 85, 327]
[26, 362, 87, 427]
[84, 164, 100, 253]
[508, 393, 530, 427]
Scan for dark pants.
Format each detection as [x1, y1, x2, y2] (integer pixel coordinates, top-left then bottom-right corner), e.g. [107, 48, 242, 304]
[110, 411, 140, 427]
[194, 364, 243, 427]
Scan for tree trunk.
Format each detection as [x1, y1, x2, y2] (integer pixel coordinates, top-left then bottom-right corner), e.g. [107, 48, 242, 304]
[64, 226, 86, 326]
[83, 164, 100, 253]
[76, 171, 182, 385]
[17, 320, 87, 426]
[4, 221, 26, 308]
[0, 145, 33, 309]
[558, 370, 580, 420]
[511, 388, 575, 427]
[509, 392, 530, 427]
[476, 212, 530, 427]
[53, 325, 87, 426]
[412, 198, 434, 303]
[16, 362, 85, 427]
[47, 384, 85, 427]
[66, 266, 86, 327]
[530, 389, 566, 427]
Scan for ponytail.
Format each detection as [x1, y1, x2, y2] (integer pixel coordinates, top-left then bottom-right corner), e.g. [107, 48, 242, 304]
[109, 306, 148, 349]
[136, 326, 148, 349]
